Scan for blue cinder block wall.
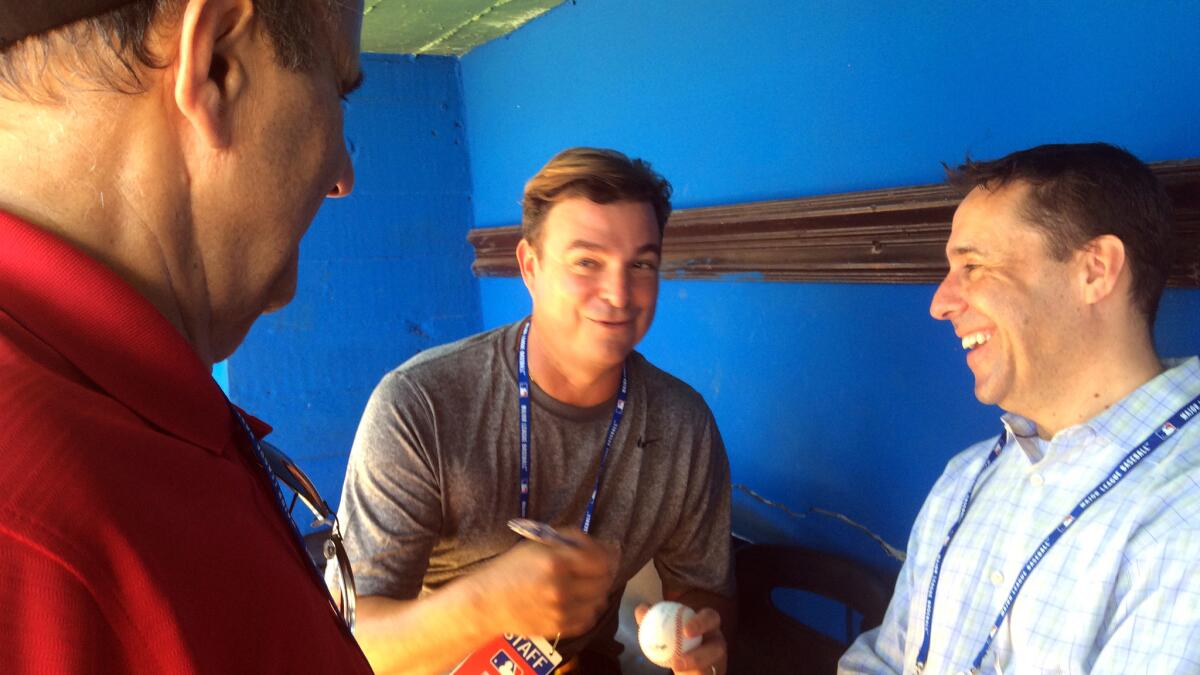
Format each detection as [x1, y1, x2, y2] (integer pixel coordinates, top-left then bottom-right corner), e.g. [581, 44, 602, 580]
[228, 54, 481, 510]
[228, 2, 1200, 573]
[459, 0, 1200, 569]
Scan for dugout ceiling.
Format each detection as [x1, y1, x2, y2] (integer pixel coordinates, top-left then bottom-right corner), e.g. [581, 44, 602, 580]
[362, 0, 565, 55]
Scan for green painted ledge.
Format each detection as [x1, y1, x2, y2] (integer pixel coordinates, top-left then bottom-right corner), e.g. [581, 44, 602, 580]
[362, 0, 566, 55]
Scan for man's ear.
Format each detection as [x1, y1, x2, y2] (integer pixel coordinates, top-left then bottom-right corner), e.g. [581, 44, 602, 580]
[174, 0, 257, 148]
[516, 238, 539, 292]
[1079, 234, 1127, 306]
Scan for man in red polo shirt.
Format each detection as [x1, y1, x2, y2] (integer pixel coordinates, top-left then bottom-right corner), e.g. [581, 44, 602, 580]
[0, 1, 372, 672]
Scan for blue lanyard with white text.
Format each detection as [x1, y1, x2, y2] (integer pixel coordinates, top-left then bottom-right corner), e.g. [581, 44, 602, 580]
[517, 321, 627, 533]
[915, 393, 1200, 675]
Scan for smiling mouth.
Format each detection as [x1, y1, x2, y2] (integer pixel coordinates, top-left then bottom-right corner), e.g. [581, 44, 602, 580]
[961, 331, 992, 351]
[590, 317, 633, 328]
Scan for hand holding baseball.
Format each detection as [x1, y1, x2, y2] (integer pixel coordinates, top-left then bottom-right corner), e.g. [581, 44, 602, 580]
[635, 601, 726, 675]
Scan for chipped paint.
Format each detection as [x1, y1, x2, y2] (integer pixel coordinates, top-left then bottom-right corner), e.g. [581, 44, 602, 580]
[361, 0, 566, 55]
[734, 484, 906, 563]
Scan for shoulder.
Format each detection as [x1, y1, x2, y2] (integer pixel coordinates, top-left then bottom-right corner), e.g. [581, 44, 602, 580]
[941, 435, 1000, 481]
[1124, 427, 1200, 555]
[1123, 361, 1200, 545]
[372, 324, 513, 399]
[399, 324, 510, 376]
[631, 351, 713, 420]
[915, 434, 1002, 519]
[0, 312, 121, 468]
[1, 319, 158, 587]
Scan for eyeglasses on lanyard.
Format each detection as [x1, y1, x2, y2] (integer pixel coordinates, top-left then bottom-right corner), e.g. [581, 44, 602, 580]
[260, 440, 357, 634]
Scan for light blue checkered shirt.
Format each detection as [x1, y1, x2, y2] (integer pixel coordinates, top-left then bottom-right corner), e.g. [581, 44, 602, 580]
[841, 357, 1200, 675]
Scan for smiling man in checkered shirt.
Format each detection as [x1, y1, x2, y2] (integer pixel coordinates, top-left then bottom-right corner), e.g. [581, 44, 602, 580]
[841, 143, 1200, 675]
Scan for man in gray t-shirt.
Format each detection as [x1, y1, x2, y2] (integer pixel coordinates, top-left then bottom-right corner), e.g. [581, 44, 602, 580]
[337, 148, 734, 675]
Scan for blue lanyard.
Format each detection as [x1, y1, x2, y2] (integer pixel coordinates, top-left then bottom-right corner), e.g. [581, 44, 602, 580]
[915, 393, 1200, 674]
[229, 405, 346, 629]
[517, 321, 627, 533]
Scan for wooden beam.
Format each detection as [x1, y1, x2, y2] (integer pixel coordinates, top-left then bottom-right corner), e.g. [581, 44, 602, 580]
[467, 159, 1200, 285]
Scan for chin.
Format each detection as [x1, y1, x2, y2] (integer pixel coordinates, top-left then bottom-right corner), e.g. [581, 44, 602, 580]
[592, 341, 637, 368]
[972, 379, 1006, 407]
[262, 293, 295, 314]
[210, 326, 251, 365]
[262, 267, 300, 314]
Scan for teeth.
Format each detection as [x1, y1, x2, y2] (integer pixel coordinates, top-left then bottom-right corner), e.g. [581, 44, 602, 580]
[961, 332, 991, 351]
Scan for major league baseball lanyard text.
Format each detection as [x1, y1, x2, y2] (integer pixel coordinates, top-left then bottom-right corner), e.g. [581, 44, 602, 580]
[915, 392, 1200, 675]
[229, 405, 349, 634]
[518, 320, 627, 533]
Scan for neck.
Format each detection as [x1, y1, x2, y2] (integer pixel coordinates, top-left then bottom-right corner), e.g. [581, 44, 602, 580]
[525, 320, 623, 408]
[1025, 334, 1163, 440]
[0, 93, 215, 366]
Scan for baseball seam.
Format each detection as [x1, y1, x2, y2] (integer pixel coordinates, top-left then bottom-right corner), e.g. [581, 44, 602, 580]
[674, 606, 685, 658]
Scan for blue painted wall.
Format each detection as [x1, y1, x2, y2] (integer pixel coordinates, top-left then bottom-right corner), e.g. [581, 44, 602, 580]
[212, 361, 228, 393]
[229, 54, 481, 515]
[461, 0, 1200, 570]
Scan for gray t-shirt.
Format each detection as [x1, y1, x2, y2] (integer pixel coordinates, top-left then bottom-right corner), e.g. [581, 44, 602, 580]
[336, 320, 733, 659]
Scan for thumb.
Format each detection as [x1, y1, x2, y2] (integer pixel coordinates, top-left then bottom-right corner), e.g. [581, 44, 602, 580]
[634, 603, 650, 625]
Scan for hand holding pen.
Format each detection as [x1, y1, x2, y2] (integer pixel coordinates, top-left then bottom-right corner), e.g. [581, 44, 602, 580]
[461, 519, 617, 640]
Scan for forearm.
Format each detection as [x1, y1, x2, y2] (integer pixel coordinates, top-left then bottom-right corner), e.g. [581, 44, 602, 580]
[354, 578, 500, 675]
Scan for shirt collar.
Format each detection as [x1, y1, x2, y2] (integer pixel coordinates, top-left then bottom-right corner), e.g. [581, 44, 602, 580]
[0, 210, 269, 454]
[1000, 357, 1200, 459]
[1087, 357, 1200, 449]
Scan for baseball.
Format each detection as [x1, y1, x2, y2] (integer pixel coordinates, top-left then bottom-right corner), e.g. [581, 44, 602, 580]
[637, 601, 701, 668]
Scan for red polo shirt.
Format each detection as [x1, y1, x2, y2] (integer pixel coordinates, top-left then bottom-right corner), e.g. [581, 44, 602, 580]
[0, 211, 373, 673]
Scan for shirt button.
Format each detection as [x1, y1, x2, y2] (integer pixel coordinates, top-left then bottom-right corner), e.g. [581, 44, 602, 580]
[990, 570, 1005, 585]
[1030, 473, 1045, 486]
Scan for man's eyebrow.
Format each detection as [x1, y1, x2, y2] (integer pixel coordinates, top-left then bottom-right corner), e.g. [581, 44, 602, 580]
[341, 71, 365, 97]
[565, 240, 663, 257]
[566, 239, 604, 251]
[949, 244, 985, 257]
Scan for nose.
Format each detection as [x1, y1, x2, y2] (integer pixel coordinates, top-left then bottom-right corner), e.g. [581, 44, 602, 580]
[929, 272, 965, 321]
[599, 266, 631, 309]
[327, 143, 355, 198]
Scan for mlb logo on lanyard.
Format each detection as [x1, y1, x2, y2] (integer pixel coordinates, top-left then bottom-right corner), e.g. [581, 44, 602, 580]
[452, 634, 562, 675]
[491, 651, 523, 675]
[1157, 421, 1177, 439]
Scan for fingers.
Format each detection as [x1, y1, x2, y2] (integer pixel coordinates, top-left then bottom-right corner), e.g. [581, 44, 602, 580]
[483, 536, 616, 638]
[634, 602, 650, 625]
[668, 627, 726, 675]
[548, 537, 616, 635]
[553, 529, 619, 575]
[682, 607, 721, 639]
